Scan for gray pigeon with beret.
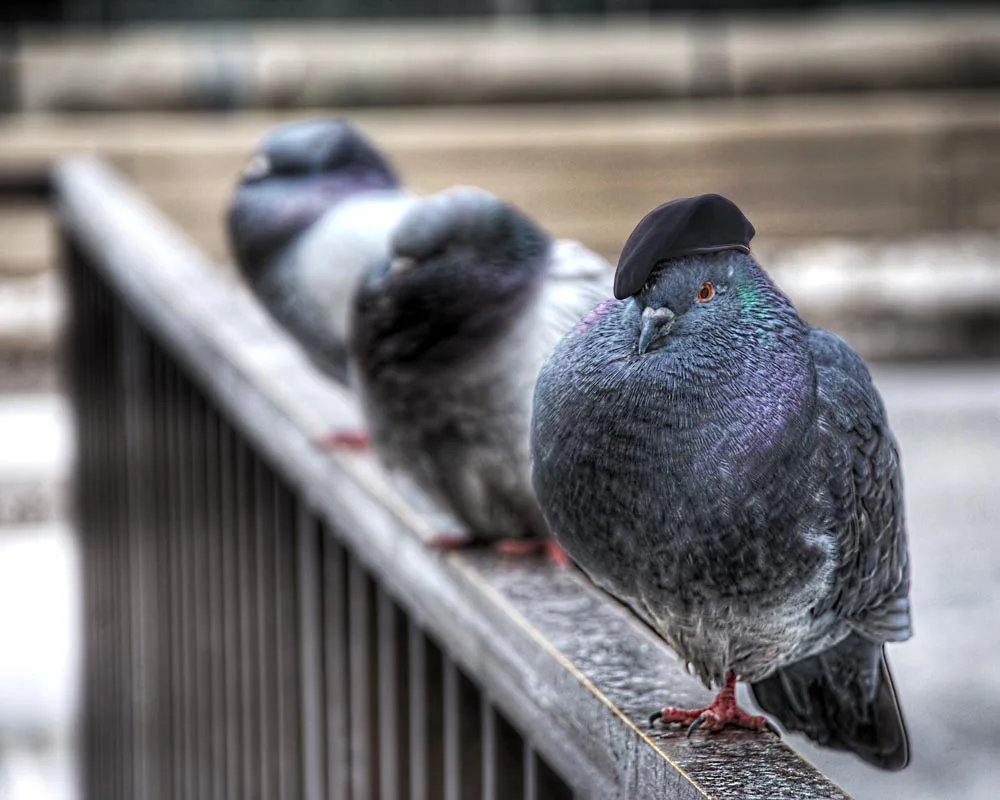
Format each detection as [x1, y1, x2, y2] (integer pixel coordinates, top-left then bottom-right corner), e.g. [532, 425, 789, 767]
[227, 118, 416, 383]
[351, 188, 612, 547]
[530, 194, 911, 769]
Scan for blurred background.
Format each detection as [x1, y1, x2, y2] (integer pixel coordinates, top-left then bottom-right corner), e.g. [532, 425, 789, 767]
[1, 1, 999, 798]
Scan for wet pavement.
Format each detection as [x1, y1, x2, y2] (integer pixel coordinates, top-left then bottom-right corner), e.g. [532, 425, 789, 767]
[768, 362, 1000, 799]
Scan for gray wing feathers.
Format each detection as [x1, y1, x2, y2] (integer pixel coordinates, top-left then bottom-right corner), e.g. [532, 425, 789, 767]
[808, 327, 912, 644]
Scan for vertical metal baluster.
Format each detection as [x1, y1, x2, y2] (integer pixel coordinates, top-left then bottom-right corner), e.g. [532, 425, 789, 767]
[92, 268, 108, 800]
[164, 358, 178, 797]
[59, 232, 81, 788]
[296, 508, 325, 800]
[196, 383, 212, 798]
[274, 480, 302, 800]
[256, 459, 277, 798]
[76, 261, 97, 800]
[149, 341, 168, 800]
[115, 301, 135, 800]
[163, 352, 184, 800]
[523, 747, 573, 800]
[444, 661, 483, 800]
[274, 478, 290, 799]
[348, 558, 379, 800]
[101, 276, 122, 800]
[119, 309, 151, 798]
[163, 357, 176, 797]
[206, 406, 227, 800]
[190, 389, 211, 799]
[377, 592, 409, 800]
[179, 374, 196, 799]
[189, 387, 203, 797]
[105, 275, 124, 799]
[78, 259, 103, 800]
[106, 294, 121, 800]
[238, 437, 260, 798]
[166, 359, 184, 800]
[322, 530, 350, 800]
[409, 625, 445, 800]
[198, 400, 217, 797]
[89, 273, 108, 798]
[481, 703, 524, 800]
[219, 416, 240, 800]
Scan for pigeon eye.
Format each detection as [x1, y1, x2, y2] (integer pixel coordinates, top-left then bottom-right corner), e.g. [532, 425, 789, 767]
[696, 282, 715, 303]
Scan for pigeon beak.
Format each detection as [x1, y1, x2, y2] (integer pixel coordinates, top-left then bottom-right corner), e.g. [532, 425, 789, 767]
[241, 153, 271, 182]
[638, 306, 675, 355]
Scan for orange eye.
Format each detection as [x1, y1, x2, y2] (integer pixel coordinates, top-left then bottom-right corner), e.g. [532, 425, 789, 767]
[696, 282, 715, 303]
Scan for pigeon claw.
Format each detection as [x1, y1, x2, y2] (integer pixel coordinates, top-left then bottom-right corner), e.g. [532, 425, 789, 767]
[649, 673, 778, 738]
[686, 713, 708, 737]
[495, 538, 571, 567]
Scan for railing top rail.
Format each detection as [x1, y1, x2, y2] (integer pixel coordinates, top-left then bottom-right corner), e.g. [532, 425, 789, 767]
[56, 156, 851, 800]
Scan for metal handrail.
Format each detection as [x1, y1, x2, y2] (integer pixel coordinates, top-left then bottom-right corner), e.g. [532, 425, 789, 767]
[57, 157, 850, 800]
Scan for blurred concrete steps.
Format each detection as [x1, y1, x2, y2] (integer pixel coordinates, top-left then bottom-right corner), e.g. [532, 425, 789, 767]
[10, 11, 1000, 112]
[0, 393, 70, 527]
[0, 201, 61, 393]
[0, 273, 61, 393]
[3, 93, 1000, 264]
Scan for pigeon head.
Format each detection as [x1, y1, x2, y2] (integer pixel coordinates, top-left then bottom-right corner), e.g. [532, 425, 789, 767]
[228, 118, 399, 279]
[352, 188, 551, 371]
[612, 195, 800, 360]
[238, 118, 398, 186]
[630, 251, 799, 357]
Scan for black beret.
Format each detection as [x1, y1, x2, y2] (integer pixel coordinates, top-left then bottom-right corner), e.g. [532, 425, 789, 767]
[613, 193, 755, 299]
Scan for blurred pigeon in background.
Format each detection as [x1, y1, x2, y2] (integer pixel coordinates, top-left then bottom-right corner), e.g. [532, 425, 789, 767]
[227, 118, 415, 384]
[531, 194, 911, 768]
[351, 187, 612, 554]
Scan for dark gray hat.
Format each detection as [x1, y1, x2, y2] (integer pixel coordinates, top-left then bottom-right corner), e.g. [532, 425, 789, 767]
[613, 194, 755, 299]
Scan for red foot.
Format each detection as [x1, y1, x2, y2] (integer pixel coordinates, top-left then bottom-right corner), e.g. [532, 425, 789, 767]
[495, 538, 571, 568]
[316, 430, 371, 452]
[545, 539, 571, 568]
[649, 673, 778, 737]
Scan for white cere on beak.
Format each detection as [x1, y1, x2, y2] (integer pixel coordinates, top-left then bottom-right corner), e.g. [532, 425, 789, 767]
[241, 153, 271, 181]
[389, 256, 417, 275]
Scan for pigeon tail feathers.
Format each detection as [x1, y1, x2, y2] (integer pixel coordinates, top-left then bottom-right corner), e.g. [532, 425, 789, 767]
[750, 632, 909, 770]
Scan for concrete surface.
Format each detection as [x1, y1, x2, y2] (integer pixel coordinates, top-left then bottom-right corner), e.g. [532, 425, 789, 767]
[0, 524, 78, 800]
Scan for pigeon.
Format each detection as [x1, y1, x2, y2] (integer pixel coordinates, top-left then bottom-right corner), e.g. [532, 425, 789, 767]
[227, 118, 416, 385]
[351, 187, 612, 552]
[530, 194, 911, 769]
